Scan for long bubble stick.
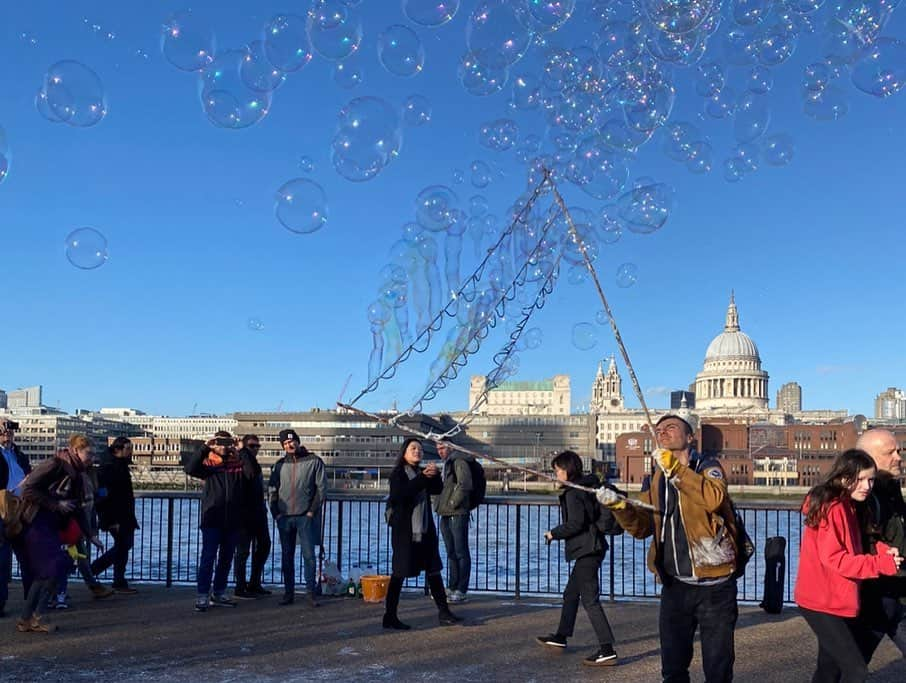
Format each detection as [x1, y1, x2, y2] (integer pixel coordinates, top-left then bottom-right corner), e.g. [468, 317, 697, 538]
[336, 401, 655, 511]
[548, 176, 660, 445]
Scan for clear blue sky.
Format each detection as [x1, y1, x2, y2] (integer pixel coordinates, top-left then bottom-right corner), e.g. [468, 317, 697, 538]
[1, 1, 903, 418]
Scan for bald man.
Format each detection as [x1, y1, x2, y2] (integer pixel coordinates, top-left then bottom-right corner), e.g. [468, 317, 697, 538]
[855, 428, 906, 659]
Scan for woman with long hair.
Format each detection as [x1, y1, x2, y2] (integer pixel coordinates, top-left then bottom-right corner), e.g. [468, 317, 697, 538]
[537, 451, 619, 667]
[383, 438, 461, 630]
[795, 449, 903, 681]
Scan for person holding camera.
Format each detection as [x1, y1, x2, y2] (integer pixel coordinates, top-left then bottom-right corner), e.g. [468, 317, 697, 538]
[269, 429, 326, 607]
[1, 418, 30, 619]
[383, 438, 461, 630]
[184, 431, 257, 612]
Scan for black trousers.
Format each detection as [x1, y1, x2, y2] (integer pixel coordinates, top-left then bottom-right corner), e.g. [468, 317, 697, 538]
[90, 527, 135, 587]
[556, 553, 615, 646]
[800, 607, 869, 683]
[659, 578, 738, 683]
[856, 593, 906, 661]
[234, 516, 272, 589]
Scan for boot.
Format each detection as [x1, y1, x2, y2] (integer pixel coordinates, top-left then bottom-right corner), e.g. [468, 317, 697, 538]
[382, 576, 410, 630]
[428, 573, 462, 625]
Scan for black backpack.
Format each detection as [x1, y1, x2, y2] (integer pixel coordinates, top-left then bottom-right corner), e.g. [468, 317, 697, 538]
[593, 484, 625, 536]
[465, 459, 486, 510]
[731, 502, 755, 579]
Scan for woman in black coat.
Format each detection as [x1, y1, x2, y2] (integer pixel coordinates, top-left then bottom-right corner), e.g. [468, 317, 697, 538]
[91, 437, 140, 593]
[383, 438, 461, 630]
[538, 451, 619, 667]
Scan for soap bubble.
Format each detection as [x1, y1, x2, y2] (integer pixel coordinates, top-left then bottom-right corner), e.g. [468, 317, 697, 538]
[36, 88, 66, 123]
[642, 0, 714, 34]
[686, 141, 713, 174]
[377, 25, 425, 78]
[334, 58, 365, 89]
[247, 317, 265, 332]
[471, 160, 493, 188]
[403, 0, 461, 26]
[470, 195, 489, 216]
[403, 94, 431, 126]
[803, 85, 849, 121]
[367, 300, 392, 325]
[734, 142, 760, 172]
[458, 51, 509, 96]
[199, 49, 272, 129]
[851, 37, 906, 98]
[509, 72, 541, 110]
[763, 133, 795, 166]
[452, 169, 465, 184]
[479, 118, 519, 151]
[573, 136, 629, 200]
[747, 66, 773, 93]
[523, 0, 576, 33]
[263, 14, 312, 73]
[241, 40, 287, 92]
[617, 183, 674, 234]
[803, 62, 831, 92]
[616, 262, 638, 288]
[523, 327, 543, 350]
[598, 21, 644, 68]
[275, 178, 329, 234]
[723, 27, 758, 66]
[43, 61, 107, 128]
[695, 62, 724, 97]
[733, 91, 771, 143]
[572, 322, 597, 351]
[307, 6, 362, 60]
[161, 10, 215, 72]
[298, 156, 315, 173]
[757, 23, 797, 66]
[331, 96, 403, 182]
[662, 121, 701, 161]
[65, 227, 108, 270]
[733, 0, 771, 26]
[0, 127, 9, 185]
[466, 1, 533, 66]
[416, 185, 460, 232]
[598, 205, 622, 244]
[723, 156, 745, 182]
[705, 86, 737, 118]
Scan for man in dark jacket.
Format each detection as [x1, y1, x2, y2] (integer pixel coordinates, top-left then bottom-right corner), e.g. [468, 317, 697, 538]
[91, 437, 140, 594]
[434, 440, 473, 603]
[598, 415, 739, 683]
[856, 428, 906, 658]
[1, 418, 30, 617]
[233, 434, 272, 599]
[184, 431, 256, 612]
[268, 429, 326, 607]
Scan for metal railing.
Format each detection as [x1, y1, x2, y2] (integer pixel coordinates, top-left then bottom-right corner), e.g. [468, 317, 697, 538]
[14, 493, 804, 604]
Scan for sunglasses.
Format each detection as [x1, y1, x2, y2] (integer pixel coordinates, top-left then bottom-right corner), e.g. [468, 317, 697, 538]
[248, 443, 261, 449]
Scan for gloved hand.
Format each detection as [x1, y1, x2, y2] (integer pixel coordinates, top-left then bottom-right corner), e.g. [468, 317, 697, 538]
[66, 544, 87, 561]
[654, 448, 678, 476]
[596, 487, 626, 510]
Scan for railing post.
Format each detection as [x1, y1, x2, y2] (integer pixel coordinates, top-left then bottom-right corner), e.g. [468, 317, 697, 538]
[166, 497, 174, 588]
[608, 535, 615, 602]
[336, 500, 344, 572]
[514, 504, 521, 599]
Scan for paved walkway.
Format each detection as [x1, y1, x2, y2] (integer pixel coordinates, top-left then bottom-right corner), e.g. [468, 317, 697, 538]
[1, 583, 904, 682]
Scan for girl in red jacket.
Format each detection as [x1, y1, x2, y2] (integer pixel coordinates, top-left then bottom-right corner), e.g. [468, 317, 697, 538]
[795, 449, 903, 682]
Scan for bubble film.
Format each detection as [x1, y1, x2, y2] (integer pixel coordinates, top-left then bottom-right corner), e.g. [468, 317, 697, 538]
[275, 178, 329, 234]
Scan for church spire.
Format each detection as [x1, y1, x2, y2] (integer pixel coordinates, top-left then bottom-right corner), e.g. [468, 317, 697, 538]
[724, 291, 739, 332]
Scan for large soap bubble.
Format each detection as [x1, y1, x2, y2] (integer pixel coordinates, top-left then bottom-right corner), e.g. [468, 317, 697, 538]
[275, 178, 329, 234]
[331, 96, 403, 182]
[0, 126, 9, 185]
[466, 1, 533, 66]
[617, 182, 675, 234]
[851, 37, 906, 98]
[616, 262, 639, 288]
[402, 94, 432, 126]
[642, 0, 715, 34]
[199, 50, 272, 129]
[522, 0, 576, 32]
[571, 322, 598, 350]
[241, 40, 287, 92]
[161, 10, 215, 72]
[416, 185, 460, 232]
[403, 0, 461, 26]
[458, 51, 509, 96]
[307, 4, 362, 60]
[763, 133, 795, 166]
[65, 227, 108, 270]
[733, 91, 771, 143]
[377, 25, 425, 77]
[263, 14, 313, 73]
[43, 61, 107, 128]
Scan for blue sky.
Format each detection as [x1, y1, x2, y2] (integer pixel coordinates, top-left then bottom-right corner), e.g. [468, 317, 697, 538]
[0, 1, 903, 418]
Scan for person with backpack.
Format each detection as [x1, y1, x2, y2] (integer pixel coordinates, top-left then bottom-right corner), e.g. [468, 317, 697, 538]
[434, 440, 482, 603]
[537, 450, 619, 667]
[795, 449, 903, 682]
[597, 414, 741, 683]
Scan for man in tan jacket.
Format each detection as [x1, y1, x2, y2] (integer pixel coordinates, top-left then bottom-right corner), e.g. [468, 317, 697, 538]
[598, 415, 739, 683]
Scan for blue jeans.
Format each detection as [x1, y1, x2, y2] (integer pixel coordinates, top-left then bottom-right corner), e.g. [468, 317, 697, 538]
[0, 517, 10, 607]
[197, 528, 239, 597]
[440, 514, 471, 593]
[277, 515, 316, 596]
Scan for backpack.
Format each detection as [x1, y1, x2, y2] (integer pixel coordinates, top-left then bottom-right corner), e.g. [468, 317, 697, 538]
[731, 502, 755, 579]
[466, 459, 486, 511]
[591, 484, 625, 536]
[0, 490, 26, 540]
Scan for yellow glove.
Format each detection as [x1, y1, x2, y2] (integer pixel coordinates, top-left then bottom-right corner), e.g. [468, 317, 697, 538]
[655, 448, 678, 476]
[596, 487, 627, 510]
[66, 544, 87, 561]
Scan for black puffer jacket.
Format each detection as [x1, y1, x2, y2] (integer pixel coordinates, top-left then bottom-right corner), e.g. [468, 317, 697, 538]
[95, 452, 139, 531]
[550, 474, 607, 562]
[184, 445, 257, 530]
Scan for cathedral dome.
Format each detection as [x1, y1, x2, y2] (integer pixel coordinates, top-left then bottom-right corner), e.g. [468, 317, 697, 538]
[704, 294, 760, 362]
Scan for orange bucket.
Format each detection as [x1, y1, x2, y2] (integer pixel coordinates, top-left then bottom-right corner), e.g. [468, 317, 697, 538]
[360, 575, 391, 603]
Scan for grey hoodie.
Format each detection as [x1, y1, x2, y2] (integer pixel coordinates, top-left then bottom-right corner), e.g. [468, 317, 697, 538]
[434, 453, 473, 516]
[268, 452, 327, 518]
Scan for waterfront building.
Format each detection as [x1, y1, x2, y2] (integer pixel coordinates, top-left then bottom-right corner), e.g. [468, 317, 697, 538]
[875, 387, 906, 420]
[468, 375, 570, 416]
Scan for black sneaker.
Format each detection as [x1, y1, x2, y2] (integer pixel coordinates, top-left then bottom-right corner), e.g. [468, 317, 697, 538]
[194, 596, 209, 612]
[278, 594, 295, 606]
[248, 585, 272, 596]
[536, 634, 567, 648]
[233, 588, 256, 600]
[210, 594, 238, 608]
[583, 645, 618, 667]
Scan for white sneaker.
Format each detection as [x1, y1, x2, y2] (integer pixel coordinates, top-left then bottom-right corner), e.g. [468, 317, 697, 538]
[448, 590, 466, 603]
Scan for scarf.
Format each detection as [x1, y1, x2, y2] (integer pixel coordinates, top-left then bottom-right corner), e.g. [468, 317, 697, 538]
[405, 465, 431, 543]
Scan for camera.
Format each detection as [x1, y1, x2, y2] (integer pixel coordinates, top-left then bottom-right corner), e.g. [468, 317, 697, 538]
[0, 419, 18, 432]
[214, 437, 234, 447]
